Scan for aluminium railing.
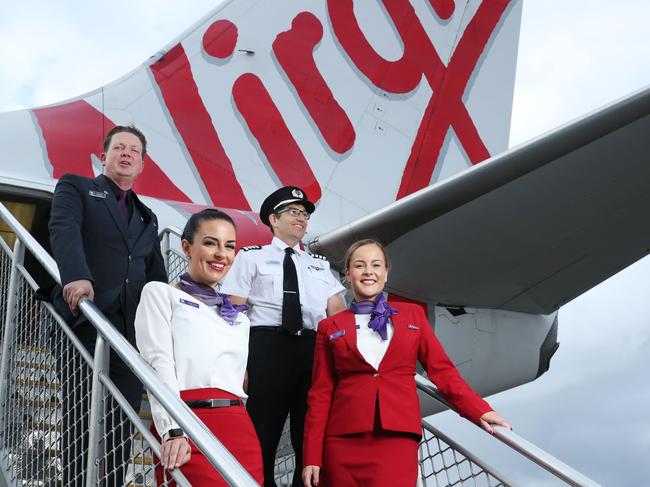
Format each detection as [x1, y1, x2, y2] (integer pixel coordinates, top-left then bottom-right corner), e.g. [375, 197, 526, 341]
[159, 226, 187, 284]
[419, 419, 512, 487]
[0, 204, 258, 486]
[415, 375, 602, 487]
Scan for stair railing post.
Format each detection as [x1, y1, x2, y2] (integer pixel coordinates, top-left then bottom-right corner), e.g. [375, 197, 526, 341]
[0, 238, 25, 441]
[85, 332, 109, 487]
[161, 229, 171, 271]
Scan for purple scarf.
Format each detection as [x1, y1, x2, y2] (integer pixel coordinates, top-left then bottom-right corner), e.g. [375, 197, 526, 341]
[178, 272, 248, 325]
[349, 294, 397, 341]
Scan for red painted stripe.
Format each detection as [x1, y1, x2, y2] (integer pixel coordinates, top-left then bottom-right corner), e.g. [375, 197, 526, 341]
[33, 100, 190, 201]
[170, 202, 272, 250]
[329, 0, 508, 199]
[150, 43, 251, 209]
[273, 12, 355, 154]
[396, 1, 508, 198]
[232, 73, 322, 203]
[327, 0, 423, 94]
[33, 100, 100, 178]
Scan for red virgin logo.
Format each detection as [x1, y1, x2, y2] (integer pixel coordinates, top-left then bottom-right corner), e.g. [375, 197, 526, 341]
[33, 1, 511, 208]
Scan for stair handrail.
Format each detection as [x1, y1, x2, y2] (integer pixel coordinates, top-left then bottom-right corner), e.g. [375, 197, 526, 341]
[419, 417, 515, 486]
[0, 202, 258, 486]
[415, 374, 601, 487]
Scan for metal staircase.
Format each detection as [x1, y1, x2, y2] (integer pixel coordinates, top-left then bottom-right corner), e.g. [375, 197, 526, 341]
[0, 203, 601, 486]
[0, 203, 256, 486]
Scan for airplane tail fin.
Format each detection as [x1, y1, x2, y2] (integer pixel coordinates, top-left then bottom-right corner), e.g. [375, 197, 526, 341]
[1, 0, 522, 236]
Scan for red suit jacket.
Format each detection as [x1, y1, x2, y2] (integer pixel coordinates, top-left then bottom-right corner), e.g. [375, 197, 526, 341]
[303, 302, 492, 467]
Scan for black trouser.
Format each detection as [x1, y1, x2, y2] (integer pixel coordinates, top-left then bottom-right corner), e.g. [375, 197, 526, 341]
[246, 328, 315, 487]
[57, 312, 143, 486]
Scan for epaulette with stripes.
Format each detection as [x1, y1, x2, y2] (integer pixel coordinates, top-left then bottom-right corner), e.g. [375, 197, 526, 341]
[308, 252, 328, 261]
[241, 245, 262, 251]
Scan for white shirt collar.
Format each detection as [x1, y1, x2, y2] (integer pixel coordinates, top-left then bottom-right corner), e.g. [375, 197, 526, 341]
[272, 236, 302, 254]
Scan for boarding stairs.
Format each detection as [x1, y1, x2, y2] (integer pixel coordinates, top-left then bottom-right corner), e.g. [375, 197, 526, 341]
[0, 202, 600, 486]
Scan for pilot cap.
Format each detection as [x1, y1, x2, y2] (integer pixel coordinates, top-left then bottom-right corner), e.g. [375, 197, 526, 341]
[260, 186, 315, 226]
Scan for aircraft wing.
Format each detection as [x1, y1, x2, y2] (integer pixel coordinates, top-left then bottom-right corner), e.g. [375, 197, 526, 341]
[309, 86, 650, 315]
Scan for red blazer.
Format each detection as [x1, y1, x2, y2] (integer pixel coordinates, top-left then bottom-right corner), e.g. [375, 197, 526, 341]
[303, 302, 492, 467]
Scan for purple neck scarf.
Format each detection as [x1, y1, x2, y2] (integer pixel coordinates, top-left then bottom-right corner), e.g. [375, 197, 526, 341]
[349, 294, 397, 341]
[178, 272, 248, 325]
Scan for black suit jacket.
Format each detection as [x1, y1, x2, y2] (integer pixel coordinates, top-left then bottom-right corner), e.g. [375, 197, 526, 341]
[49, 174, 167, 343]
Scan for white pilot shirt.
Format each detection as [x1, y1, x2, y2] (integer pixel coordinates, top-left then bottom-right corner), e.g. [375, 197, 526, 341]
[355, 314, 394, 370]
[134, 281, 250, 437]
[220, 237, 346, 329]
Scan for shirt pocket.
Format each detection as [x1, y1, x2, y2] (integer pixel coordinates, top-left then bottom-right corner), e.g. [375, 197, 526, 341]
[257, 264, 283, 299]
[305, 266, 332, 294]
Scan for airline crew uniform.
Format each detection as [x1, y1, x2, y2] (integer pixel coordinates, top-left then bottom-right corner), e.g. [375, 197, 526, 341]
[135, 281, 264, 486]
[220, 236, 345, 487]
[49, 173, 167, 485]
[303, 301, 493, 487]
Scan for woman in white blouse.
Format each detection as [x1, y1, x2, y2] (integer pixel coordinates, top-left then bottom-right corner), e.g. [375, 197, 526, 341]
[135, 209, 263, 486]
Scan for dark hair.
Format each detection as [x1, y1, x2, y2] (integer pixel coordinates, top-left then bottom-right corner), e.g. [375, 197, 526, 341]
[344, 238, 390, 270]
[103, 125, 148, 158]
[181, 209, 236, 243]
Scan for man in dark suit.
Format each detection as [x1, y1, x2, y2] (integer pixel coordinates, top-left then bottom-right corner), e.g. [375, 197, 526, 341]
[49, 125, 167, 485]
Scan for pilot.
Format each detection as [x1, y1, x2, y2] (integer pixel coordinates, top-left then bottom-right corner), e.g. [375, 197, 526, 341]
[221, 186, 346, 487]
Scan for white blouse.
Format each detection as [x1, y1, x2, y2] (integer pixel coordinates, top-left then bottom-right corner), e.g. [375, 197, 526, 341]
[355, 314, 394, 370]
[134, 281, 250, 437]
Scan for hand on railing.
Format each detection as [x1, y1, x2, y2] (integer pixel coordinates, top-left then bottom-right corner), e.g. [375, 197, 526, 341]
[63, 279, 94, 316]
[478, 410, 511, 434]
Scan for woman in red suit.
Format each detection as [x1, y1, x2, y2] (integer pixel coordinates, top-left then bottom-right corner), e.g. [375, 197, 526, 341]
[302, 239, 510, 487]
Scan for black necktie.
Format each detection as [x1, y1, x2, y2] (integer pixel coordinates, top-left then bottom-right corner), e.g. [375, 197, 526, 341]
[282, 247, 302, 334]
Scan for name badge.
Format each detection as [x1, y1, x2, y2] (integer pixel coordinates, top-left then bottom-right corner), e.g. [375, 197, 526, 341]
[265, 260, 281, 265]
[329, 330, 345, 341]
[89, 190, 107, 199]
[180, 298, 199, 308]
[309, 265, 324, 271]
[407, 324, 419, 330]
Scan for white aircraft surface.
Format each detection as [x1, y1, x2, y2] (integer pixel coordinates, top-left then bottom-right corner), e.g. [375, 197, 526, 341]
[1, 1, 649, 484]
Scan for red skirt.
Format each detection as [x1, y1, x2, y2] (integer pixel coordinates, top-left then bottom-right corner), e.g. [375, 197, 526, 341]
[152, 388, 263, 486]
[320, 430, 419, 487]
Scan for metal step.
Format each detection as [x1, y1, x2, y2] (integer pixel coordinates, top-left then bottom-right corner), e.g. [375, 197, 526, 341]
[18, 398, 58, 408]
[132, 455, 154, 466]
[16, 378, 60, 390]
[26, 421, 60, 432]
[14, 360, 55, 371]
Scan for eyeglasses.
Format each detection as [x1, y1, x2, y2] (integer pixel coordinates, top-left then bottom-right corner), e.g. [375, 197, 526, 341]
[276, 207, 311, 220]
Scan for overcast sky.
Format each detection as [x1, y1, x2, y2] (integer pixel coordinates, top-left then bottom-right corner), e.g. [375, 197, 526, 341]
[1, 1, 649, 485]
